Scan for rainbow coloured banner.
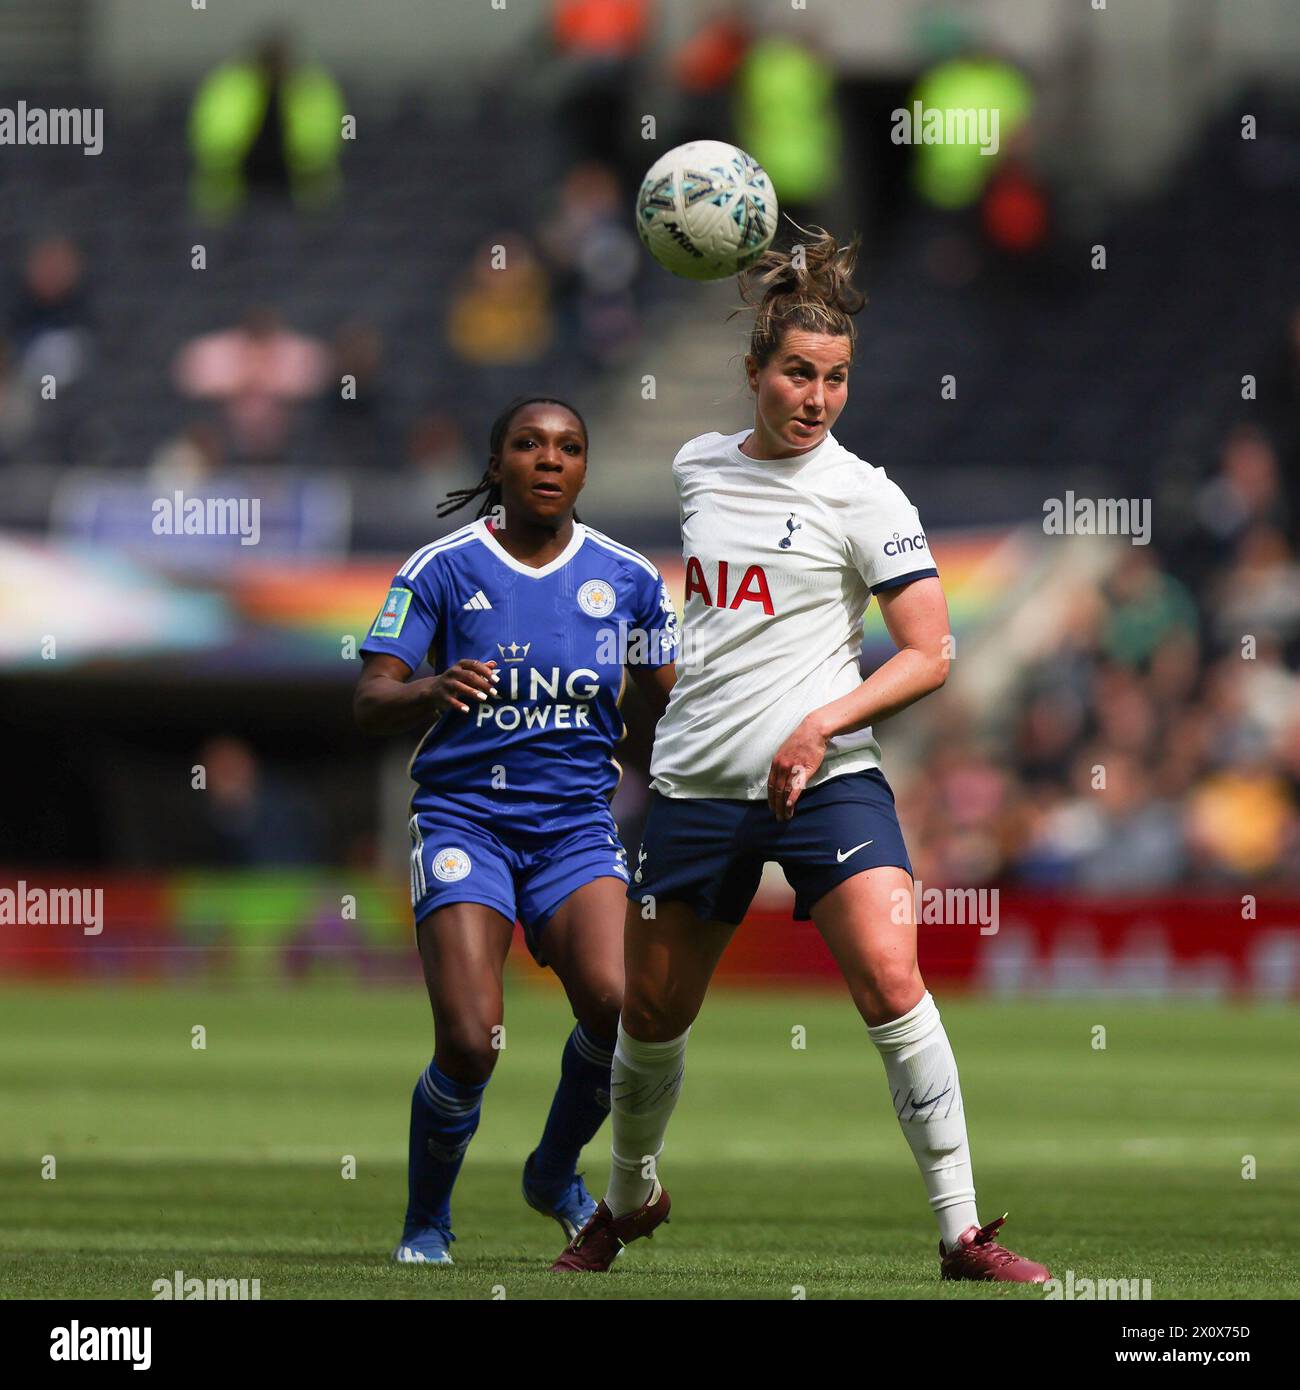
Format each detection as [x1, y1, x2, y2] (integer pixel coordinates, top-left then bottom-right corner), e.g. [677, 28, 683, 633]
[0, 529, 1026, 673]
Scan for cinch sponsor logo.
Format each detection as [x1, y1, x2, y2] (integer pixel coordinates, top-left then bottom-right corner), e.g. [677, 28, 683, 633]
[683, 558, 774, 615]
[473, 665, 602, 731]
[152, 1268, 261, 1300]
[0, 882, 102, 935]
[49, 1322, 150, 1369]
[883, 530, 928, 557]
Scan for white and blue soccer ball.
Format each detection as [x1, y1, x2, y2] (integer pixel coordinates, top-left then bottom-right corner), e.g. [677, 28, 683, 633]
[635, 140, 779, 282]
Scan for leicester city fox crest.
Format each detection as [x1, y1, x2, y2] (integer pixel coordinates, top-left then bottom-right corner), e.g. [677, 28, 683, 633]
[432, 848, 471, 882]
[578, 578, 618, 617]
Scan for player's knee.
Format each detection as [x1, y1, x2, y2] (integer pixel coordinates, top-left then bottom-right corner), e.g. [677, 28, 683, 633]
[620, 992, 690, 1044]
[435, 1021, 501, 1085]
[859, 963, 924, 1025]
[571, 976, 623, 1041]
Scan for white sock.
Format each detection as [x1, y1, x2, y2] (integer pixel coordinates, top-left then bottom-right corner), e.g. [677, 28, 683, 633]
[603, 1022, 689, 1218]
[867, 991, 979, 1250]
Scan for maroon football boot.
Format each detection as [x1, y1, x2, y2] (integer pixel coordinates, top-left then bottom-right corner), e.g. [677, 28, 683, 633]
[940, 1214, 1051, 1283]
[550, 1183, 671, 1272]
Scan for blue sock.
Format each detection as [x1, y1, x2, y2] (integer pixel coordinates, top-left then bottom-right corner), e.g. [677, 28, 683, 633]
[403, 1060, 487, 1236]
[531, 1023, 616, 1186]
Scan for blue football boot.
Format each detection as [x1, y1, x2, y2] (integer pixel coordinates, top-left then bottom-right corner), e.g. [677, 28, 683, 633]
[392, 1224, 455, 1265]
[521, 1151, 598, 1242]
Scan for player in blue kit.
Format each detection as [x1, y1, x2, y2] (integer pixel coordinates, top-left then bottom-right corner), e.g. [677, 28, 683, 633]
[354, 396, 677, 1264]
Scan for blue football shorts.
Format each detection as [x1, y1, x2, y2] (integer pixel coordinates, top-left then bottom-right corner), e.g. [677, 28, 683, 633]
[408, 804, 630, 963]
[627, 768, 913, 924]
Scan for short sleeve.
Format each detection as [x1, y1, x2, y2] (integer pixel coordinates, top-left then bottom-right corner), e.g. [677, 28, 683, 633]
[628, 565, 678, 668]
[359, 573, 439, 673]
[848, 477, 939, 594]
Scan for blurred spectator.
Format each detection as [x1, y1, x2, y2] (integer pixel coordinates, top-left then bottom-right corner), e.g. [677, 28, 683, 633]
[908, 51, 1033, 212]
[673, 7, 748, 95]
[1100, 547, 1199, 671]
[173, 307, 329, 461]
[1152, 706, 1216, 802]
[908, 408, 1300, 890]
[540, 163, 642, 367]
[1013, 689, 1087, 787]
[1091, 664, 1159, 759]
[1276, 709, 1300, 802]
[1262, 304, 1300, 462]
[398, 412, 482, 524]
[1194, 425, 1287, 567]
[188, 30, 346, 221]
[1072, 750, 1187, 892]
[1145, 630, 1201, 707]
[1210, 525, 1300, 648]
[148, 419, 226, 488]
[1185, 753, 1296, 882]
[7, 234, 93, 390]
[734, 35, 842, 227]
[1008, 783, 1087, 887]
[0, 338, 37, 461]
[197, 736, 321, 867]
[668, 7, 750, 151]
[324, 319, 395, 469]
[406, 411, 472, 479]
[980, 159, 1051, 258]
[552, 0, 652, 192]
[1237, 639, 1300, 747]
[446, 236, 553, 368]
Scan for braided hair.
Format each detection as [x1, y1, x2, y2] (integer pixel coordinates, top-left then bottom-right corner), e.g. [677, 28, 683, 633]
[437, 395, 589, 521]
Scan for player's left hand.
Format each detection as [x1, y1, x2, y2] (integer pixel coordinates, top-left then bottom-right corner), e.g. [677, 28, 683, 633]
[767, 718, 830, 821]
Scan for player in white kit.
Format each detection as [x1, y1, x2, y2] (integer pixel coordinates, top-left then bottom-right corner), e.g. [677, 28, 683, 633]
[553, 230, 1050, 1283]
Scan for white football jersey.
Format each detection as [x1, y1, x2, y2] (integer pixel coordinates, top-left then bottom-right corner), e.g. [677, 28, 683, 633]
[650, 429, 938, 800]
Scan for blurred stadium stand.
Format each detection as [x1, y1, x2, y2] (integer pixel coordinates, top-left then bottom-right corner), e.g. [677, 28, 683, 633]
[1, 0, 1298, 985]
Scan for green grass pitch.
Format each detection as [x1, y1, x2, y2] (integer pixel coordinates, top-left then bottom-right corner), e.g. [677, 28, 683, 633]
[1, 981, 1295, 1300]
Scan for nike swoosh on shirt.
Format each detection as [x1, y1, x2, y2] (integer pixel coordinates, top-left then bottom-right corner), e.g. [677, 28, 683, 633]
[836, 840, 874, 862]
[682, 510, 698, 524]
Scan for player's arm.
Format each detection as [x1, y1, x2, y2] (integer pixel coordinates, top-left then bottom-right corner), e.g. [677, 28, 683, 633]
[628, 661, 676, 722]
[767, 577, 950, 819]
[353, 652, 499, 736]
[818, 576, 951, 737]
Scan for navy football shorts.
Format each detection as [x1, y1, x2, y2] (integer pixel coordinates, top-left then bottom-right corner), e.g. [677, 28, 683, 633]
[627, 769, 913, 924]
[409, 805, 629, 964]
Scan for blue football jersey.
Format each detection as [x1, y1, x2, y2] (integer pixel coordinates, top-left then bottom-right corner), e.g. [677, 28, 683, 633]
[360, 518, 678, 832]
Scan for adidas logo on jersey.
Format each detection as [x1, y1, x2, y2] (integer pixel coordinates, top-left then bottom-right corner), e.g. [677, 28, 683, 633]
[462, 590, 493, 610]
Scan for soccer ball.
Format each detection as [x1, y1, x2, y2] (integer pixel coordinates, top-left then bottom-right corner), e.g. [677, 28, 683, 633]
[635, 140, 779, 281]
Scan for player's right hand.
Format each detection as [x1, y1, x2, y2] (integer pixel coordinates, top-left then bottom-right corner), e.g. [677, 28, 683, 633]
[428, 659, 500, 714]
